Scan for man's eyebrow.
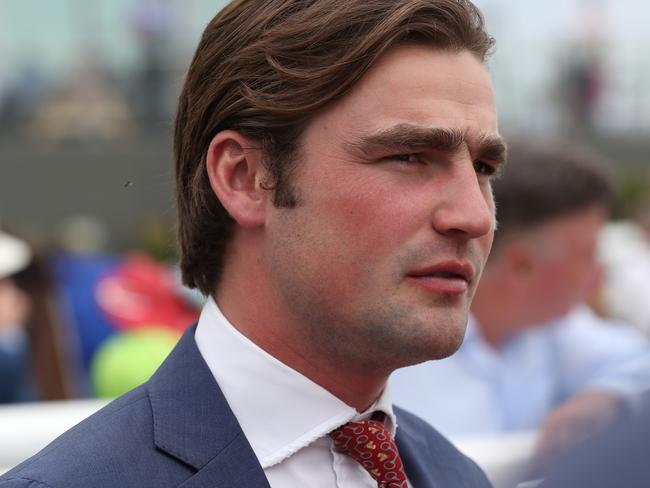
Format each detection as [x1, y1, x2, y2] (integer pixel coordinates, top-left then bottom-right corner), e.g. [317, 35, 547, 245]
[476, 134, 508, 166]
[349, 124, 465, 154]
[349, 124, 507, 165]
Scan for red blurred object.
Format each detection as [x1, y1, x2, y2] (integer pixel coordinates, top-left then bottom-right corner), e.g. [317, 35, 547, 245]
[95, 254, 199, 332]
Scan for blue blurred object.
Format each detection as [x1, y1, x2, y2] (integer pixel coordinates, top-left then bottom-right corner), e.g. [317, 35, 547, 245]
[49, 252, 121, 395]
[0, 334, 29, 403]
[541, 394, 650, 488]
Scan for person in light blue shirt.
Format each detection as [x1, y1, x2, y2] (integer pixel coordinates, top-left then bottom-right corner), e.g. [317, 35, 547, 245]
[391, 141, 650, 466]
[392, 306, 650, 435]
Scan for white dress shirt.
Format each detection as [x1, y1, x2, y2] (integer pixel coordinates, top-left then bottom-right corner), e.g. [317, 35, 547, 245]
[195, 297, 408, 487]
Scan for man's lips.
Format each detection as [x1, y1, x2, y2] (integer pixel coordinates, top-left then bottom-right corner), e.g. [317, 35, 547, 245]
[406, 261, 475, 295]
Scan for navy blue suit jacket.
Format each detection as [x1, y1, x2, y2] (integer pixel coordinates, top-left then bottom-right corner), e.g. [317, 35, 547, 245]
[540, 394, 650, 488]
[0, 325, 492, 487]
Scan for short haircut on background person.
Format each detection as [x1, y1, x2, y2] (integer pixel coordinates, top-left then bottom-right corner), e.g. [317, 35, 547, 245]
[490, 140, 613, 252]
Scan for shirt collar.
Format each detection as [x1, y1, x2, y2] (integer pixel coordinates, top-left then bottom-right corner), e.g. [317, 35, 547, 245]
[194, 297, 397, 468]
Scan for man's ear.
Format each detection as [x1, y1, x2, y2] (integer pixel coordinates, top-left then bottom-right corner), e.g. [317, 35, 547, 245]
[502, 240, 537, 284]
[206, 130, 269, 228]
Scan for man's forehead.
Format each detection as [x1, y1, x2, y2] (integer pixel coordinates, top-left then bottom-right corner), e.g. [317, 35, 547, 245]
[333, 46, 496, 122]
[358, 45, 494, 94]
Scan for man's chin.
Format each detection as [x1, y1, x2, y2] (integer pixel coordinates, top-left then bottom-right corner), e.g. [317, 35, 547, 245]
[396, 321, 467, 367]
[425, 334, 465, 360]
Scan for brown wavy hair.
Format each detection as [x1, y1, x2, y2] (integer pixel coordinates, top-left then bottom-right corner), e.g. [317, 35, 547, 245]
[174, 0, 495, 295]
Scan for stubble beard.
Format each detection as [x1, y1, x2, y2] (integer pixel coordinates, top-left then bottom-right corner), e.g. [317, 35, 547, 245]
[267, 214, 479, 374]
[274, 275, 471, 375]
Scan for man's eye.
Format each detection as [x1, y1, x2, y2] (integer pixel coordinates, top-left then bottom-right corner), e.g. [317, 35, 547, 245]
[389, 154, 421, 164]
[474, 160, 496, 176]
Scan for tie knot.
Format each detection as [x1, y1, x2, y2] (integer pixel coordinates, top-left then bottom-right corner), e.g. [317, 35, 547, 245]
[329, 419, 408, 488]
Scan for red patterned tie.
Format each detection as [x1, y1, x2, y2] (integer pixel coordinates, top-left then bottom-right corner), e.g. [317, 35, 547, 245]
[329, 419, 408, 488]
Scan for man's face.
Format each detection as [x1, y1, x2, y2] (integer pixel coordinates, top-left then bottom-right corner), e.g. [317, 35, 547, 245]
[263, 45, 503, 372]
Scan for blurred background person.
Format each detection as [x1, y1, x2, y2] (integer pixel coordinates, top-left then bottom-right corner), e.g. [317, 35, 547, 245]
[0, 230, 33, 403]
[127, 0, 175, 126]
[391, 141, 650, 468]
[555, 0, 608, 137]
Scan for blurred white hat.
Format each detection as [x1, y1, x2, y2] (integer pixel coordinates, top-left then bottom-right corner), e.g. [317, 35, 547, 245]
[0, 231, 32, 280]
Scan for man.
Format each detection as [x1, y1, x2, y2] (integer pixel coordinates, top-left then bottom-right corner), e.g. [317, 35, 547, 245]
[391, 142, 650, 466]
[1, 1, 505, 486]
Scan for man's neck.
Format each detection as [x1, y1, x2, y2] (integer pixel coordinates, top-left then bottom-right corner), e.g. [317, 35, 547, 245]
[214, 278, 388, 413]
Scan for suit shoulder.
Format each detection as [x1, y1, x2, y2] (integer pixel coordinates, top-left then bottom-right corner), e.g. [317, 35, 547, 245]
[0, 387, 192, 488]
[395, 406, 492, 487]
[395, 405, 461, 452]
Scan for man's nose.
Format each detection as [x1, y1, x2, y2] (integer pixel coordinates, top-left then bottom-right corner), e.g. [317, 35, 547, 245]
[430, 166, 494, 239]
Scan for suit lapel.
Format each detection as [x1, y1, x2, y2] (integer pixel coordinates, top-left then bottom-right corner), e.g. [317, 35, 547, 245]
[147, 324, 271, 488]
[396, 419, 437, 488]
